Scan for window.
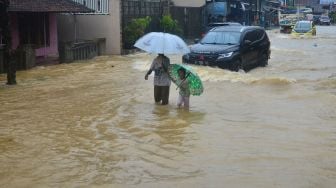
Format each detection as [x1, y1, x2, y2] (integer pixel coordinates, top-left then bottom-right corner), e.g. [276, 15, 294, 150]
[295, 22, 311, 30]
[255, 29, 265, 41]
[244, 31, 258, 42]
[244, 30, 265, 43]
[201, 31, 241, 45]
[71, 0, 109, 14]
[18, 13, 50, 48]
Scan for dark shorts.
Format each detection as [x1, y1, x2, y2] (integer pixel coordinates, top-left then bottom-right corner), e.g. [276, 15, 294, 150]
[154, 85, 170, 105]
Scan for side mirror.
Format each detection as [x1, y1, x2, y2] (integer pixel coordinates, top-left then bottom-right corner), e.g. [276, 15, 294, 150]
[194, 38, 200, 44]
[243, 40, 252, 45]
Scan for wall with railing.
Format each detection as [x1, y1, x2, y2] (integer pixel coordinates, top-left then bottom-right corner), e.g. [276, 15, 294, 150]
[57, 0, 120, 55]
[71, 0, 109, 14]
[59, 38, 106, 63]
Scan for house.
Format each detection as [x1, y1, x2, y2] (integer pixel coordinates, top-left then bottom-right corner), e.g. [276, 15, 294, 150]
[297, 0, 336, 14]
[171, 0, 205, 7]
[58, 0, 170, 55]
[57, 0, 122, 55]
[261, 0, 281, 27]
[4, 0, 92, 69]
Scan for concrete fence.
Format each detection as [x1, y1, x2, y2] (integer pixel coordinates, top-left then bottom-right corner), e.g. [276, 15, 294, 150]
[170, 6, 203, 39]
[0, 44, 36, 73]
[15, 45, 36, 70]
[59, 38, 106, 63]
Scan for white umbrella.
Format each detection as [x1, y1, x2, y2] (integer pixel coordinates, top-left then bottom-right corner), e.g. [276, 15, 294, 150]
[134, 32, 190, 55]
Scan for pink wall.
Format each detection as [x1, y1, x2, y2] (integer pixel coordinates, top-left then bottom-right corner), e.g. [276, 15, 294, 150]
[10, 14, 20, 50]
[10, 13, 59, 57]
[36, 14, 58, 57]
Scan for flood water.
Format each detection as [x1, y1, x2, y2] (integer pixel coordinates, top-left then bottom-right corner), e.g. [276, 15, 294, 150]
[1, 26, 336, 187]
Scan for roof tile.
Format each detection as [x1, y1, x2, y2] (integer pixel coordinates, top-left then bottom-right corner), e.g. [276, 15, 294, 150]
[8, 0, 93, 13]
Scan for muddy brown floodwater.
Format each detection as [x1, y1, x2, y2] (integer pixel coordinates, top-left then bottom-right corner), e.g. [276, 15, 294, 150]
[1, 26, 336, 188]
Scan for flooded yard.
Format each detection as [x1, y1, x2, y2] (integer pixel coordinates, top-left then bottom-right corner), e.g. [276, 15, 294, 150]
[1, 26, 336, 187]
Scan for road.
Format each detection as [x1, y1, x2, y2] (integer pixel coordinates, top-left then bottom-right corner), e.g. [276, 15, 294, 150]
[0, 26, 336, 187]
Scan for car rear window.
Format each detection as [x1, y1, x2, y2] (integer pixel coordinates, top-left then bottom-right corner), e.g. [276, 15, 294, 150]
[201, 31, 241, 45]
[208, 23, 228, 27]
[295, 22, 311, 29]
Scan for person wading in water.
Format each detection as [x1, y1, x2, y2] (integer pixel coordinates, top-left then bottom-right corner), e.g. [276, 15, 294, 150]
[145, 54, 171, 105]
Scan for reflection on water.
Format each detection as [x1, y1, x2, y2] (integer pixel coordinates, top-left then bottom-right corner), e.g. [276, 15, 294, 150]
[1, 26, 336, 187]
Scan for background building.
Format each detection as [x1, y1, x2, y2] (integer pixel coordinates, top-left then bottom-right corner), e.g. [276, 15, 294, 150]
[57, 0, 121, 55]
[58, 0, 170, 55]
[171, 0, 205, 7]
[0, 0, 91, 72]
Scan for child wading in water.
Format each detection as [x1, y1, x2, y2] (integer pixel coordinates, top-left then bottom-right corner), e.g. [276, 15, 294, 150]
[176, 68, 190, 109]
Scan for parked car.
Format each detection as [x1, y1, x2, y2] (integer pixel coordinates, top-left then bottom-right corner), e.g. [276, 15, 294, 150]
[319, 15, 331, 25]
[291, 21, 316, 36]
[312, 15, 321, 25]
[206, 22, 242, 32]
[202, 22, 242, 37]
[183, 26, 271, 71]
[281, 8, 297, 14]
[300, 8, 313, 14]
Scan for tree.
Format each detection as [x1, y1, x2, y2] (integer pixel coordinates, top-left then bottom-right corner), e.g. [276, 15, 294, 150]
[160, 15, 182, 36]
[0, 0, 16, 85]
[123, 17, 151, 49]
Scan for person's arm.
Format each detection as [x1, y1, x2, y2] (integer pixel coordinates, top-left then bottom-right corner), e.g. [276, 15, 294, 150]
[145, 69, 152, 80]
[145, 59, 156, 80]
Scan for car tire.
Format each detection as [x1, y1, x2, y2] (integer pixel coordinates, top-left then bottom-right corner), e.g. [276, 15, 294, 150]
[232, 59, 242, 72]
[260, 54, 268, 67]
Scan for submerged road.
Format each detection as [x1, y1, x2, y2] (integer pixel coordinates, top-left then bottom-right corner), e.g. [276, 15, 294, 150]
[1, 26, 336, 187]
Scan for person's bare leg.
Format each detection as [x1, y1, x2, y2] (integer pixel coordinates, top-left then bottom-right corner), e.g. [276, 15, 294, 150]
[183, 96, 190, 110]
[177, 94, 183, 108]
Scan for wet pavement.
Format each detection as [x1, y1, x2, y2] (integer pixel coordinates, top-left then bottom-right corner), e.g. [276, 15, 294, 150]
[1, 26, 336, 187]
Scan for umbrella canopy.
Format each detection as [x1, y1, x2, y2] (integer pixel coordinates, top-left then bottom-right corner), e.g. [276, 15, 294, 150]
[134, 32, 190, 55]
[168, 64, 204, 96]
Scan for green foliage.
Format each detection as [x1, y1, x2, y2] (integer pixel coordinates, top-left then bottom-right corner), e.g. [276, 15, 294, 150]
[160, 15, 182, 36]
[123, 16, 151, 49]
[329, 11, 336, 24]
[123, 15, 184, 49]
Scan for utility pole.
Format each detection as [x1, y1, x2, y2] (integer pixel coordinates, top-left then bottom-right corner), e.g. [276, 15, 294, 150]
[0, 0, 16, 85]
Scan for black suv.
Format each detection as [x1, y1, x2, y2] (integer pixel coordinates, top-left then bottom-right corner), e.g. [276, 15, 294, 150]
[183, 26, 271, 71]
[204, 22, 242, 33]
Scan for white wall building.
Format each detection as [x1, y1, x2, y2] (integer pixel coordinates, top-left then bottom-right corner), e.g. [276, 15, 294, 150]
[171, 0, 205, 7]
[58, 0, 122, 55]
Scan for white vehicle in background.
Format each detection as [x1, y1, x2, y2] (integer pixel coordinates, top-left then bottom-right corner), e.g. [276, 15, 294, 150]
[300, 8, 313, 14]
[319, 15, 331, 25]
[306, 14, 314, 21]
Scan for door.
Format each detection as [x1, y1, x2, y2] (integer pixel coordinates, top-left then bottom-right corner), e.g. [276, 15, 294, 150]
[254, 29, 269, 62]
[241, 30, 258, 66]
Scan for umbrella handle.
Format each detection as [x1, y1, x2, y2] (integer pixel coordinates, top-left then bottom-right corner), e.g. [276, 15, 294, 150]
[175, 72, 191, 90]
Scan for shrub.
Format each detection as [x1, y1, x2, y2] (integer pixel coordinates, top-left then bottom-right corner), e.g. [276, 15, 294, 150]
[160, 15, 183, 36]
[329, 11, 336, 24]
[123, 16, 151, 49]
